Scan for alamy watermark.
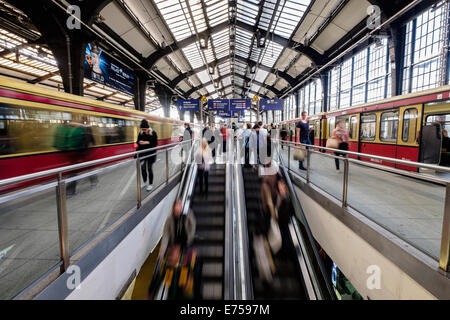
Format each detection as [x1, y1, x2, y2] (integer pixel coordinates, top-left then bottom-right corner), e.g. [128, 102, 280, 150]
[367, 5, 381, 30]
[66, 264, 82, 291]
[366, 265, 381, 290]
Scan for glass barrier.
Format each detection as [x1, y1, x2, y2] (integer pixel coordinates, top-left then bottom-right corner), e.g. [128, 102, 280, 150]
[0, 187, 60, 299]
[308, 152, 344, 202]
[347, 162, 445, 260]
[0, 140, 193, 299]
[65, 160, 138, 255]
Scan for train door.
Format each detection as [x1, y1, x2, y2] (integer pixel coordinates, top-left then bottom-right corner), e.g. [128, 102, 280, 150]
[314, 120, 321, 147]
[420, 113, 450, 165]
[396, 106, 420, 171]
[348, 114, 359, 158]
[327, 117, 335, 153]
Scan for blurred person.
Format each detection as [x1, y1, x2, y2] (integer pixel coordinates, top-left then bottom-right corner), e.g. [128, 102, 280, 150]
[280, 126, 287, 150]
[243, 123, 252, 167]
[184, 123, 193, 141]
[295, 111, 310, 170]
[195, 139, 213, 197]
[220, 124, 227, 153]
[158, 198, 196, 260]
[275, 178, 294, 256]
[137, 119, 158, 191]
[65, 116, 97, 196]
[331, 119, 349, 173]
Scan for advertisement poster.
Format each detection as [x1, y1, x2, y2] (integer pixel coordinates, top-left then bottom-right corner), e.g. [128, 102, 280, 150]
[84, 43, 135, 96]
[260, 98, 284, 111]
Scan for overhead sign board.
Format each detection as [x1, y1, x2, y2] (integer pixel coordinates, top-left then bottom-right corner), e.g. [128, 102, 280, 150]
[208, 99, 229, 110]
[177, 99, 200, 111]
[260, 98, 284, 111]
[230, 99, 251, 110]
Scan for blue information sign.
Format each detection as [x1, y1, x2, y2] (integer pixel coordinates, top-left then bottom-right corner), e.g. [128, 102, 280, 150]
[177, 99, 200, 111]
[260, 98, 284, 111]
[230, 99, 251, 110]
[208, 99, 229, 110]
[231, 110, 245, 117]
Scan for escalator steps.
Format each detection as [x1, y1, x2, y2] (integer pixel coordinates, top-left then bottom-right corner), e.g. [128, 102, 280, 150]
[201, 281, 222, 300]
[201, 262, 223, 278]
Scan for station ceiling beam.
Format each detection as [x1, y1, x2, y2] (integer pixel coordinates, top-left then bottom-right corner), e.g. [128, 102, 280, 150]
[184, 72, 279, 98]
[169, 54, 295, 90]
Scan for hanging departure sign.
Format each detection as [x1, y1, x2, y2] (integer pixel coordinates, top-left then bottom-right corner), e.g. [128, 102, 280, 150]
[260, 98, 284, 111]
[177, 99, 200, 111]
[208, 99, 229, 110]
[230, 99, 251, 110]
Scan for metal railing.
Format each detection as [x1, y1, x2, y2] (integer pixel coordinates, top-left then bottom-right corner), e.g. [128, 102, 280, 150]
[276, 143, 337, 300]
[0, 139, 194, 274]
[278, 140, 450, 272]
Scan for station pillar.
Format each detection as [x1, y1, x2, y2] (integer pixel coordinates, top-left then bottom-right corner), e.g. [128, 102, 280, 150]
[134, 71, 149, 112]
[155, 83, 172, 118]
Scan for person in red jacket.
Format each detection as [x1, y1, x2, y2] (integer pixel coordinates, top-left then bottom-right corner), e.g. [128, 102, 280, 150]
[220, 124, 227, 153]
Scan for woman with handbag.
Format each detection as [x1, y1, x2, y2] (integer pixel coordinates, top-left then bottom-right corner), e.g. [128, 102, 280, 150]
[331, 120, 349, 173]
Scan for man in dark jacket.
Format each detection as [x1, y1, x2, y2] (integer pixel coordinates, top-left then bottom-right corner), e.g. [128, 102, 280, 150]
[137, 119, 158, 191]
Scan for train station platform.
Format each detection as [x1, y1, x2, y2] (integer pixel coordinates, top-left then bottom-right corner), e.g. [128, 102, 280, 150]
[0, 139, 449, 300]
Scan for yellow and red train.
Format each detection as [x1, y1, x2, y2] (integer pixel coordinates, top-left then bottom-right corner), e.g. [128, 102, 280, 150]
[277, 85, 450, 171]
[0, 76, 196, 190]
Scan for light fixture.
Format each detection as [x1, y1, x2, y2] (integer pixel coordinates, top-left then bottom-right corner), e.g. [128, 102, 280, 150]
[199, 34, 209, 50]
[208, 64, 216, 75]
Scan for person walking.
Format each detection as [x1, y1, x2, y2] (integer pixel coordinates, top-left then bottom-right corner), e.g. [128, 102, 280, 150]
[137, 119, 158, 191]
[295, 111, 310, 170]
[195, 139, 213, 197]
[331, 120, 349, 173]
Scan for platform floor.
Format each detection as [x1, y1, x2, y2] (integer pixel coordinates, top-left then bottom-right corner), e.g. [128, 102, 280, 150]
[0, 154, 177, 300]
[277, 147, 445, 261]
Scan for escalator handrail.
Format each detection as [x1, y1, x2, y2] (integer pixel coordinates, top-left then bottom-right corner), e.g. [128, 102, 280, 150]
[148, 139, 198, 299]
[232, 163, 253, 299]
[276, 142, 337, 300]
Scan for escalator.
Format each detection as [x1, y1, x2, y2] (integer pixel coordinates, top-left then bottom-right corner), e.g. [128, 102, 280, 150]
[242, 166, 307, 299]
[190, 164, 226, 299]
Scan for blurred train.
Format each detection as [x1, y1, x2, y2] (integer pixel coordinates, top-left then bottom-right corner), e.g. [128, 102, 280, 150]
[0, 76, 196, 191]
[277, 85, 450, 171]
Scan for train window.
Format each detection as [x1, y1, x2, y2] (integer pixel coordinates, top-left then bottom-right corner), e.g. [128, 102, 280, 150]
[329, 118, 335, 137]
[426, 114, 450, 137]
[360, 114, 376, 140]
[315, 121, 320, 139]
[350, 116, 358, 139]
[402, 109, 418, 143]
[380, 111, 399, 142]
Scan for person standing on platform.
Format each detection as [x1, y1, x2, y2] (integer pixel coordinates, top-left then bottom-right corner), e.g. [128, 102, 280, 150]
[295, 111, 310, 171]
[195, 139, 212, 197]
[184, 123, 193, 141]
[220, 124, 227, 154]
[242, 123, 252, 167]
[137, 119, 158, 191]
[280, 126, 287, 150]
[331, 120, 349, 173]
